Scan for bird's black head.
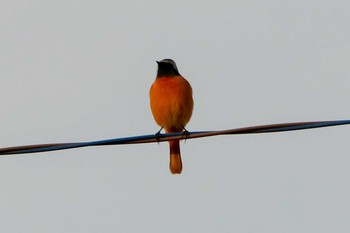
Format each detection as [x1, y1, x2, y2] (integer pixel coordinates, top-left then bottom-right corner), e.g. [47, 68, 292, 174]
[156, 59, 180, 78]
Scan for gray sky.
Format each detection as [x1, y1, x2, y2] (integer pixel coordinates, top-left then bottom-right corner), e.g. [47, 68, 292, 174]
[1, 1, 350, 232]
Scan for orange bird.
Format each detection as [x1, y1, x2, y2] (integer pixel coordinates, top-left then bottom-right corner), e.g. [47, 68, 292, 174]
[149, 59, 194, 174]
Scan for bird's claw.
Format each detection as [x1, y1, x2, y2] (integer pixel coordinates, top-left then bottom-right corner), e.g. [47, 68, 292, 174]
[155, 127, 163, 144]
[182, 128, 190, 142]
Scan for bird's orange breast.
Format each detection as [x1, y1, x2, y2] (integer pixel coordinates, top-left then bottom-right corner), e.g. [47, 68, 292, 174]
[149, 76, 193, 132]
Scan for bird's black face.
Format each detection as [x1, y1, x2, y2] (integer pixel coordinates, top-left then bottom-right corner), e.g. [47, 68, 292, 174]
[156, 59, 180, 78]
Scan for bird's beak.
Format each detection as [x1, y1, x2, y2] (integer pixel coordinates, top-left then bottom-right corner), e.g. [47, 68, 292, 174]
[156, 61, 160, 64]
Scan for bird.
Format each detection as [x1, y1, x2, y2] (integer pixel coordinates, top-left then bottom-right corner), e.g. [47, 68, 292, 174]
[149, 59, 194, 174]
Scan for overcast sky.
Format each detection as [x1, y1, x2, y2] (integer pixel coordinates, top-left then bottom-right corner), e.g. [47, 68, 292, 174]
[1, 1, 350, 232]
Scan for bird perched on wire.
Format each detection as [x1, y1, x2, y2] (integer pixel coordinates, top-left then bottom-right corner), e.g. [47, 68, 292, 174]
[149, 59, 194, 174]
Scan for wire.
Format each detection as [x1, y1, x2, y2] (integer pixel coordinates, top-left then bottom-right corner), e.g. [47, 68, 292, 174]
[0, 119, 349, 156]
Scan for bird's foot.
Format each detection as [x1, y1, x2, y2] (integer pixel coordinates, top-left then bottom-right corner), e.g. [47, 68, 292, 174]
[155, 127, 163, 144]
[182, 127, 190, 142]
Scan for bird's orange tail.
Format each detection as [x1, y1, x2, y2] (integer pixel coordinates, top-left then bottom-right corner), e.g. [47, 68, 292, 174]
[169, 140, 182, 174]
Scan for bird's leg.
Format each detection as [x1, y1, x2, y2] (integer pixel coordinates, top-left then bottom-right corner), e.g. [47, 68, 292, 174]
[155, 127, 163, 144]
[182, 126, 190, 142]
